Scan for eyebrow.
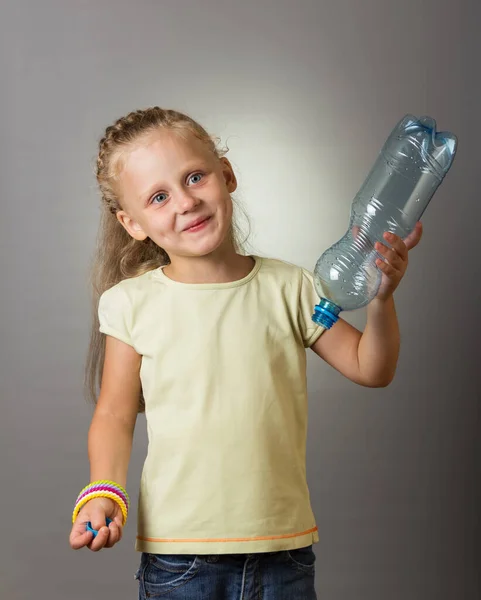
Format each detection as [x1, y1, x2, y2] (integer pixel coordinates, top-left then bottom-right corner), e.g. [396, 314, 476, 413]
[138, 161, 210, 202]
[139, 182, 164, 203]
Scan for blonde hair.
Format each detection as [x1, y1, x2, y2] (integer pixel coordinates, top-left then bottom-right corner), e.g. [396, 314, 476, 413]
[84, 107, 251, 412]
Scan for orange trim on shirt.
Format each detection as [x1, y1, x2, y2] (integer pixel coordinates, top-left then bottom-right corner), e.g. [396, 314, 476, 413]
[137, 526, 318, 543]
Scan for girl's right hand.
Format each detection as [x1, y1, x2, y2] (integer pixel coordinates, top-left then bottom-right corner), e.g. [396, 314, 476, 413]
[69, 497, 124, 551]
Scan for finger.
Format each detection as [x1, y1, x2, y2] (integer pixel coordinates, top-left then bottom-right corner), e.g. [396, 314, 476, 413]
[104, 521, 122, 548]
[382, 232, 408, 261]
[89, 512, 111, 536]
[113, 515, 123, 529]
[113, 516, 124, 542]
[87, 524, 110, 552]
[376, 257, 399, 278]
[403, 221, 423, 251]
[375, 241, 403, 268]
[70, 523, 94, 550]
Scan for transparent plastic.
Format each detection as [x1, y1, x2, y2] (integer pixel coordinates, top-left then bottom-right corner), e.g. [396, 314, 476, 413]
[312, 114, 457, 329]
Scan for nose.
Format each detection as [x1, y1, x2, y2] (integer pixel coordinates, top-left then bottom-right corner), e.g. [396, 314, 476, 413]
[175, 187, 200, 213]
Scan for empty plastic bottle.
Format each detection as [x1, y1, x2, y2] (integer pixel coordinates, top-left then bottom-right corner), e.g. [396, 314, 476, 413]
[312, 114, 457, 329]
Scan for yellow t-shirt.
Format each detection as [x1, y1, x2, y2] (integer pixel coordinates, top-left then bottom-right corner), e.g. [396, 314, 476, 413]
[98, 255, 326, 554]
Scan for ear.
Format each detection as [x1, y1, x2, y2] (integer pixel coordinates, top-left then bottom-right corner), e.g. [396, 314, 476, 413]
[116, 210, 148, 241]
[220, 157, 237, 193]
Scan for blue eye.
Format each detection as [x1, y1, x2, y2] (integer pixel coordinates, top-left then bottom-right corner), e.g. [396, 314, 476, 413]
[189, 173, 203, 184]
[152, 192, 168, 204]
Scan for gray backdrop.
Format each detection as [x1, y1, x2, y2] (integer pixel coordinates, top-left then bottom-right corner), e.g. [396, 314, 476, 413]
[1, 0, 479, 598]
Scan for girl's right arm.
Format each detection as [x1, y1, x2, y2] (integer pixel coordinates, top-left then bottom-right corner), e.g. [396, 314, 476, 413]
[69, 335, 142, 552]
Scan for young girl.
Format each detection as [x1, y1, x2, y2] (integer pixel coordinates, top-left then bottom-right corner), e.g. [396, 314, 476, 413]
[69, 107, 422, 599]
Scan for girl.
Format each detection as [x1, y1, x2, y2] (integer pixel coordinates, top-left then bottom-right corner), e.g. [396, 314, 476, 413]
[69, 107, 422, 599]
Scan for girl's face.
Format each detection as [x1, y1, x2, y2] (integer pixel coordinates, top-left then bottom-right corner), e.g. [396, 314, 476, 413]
[115, 129, 237, 260]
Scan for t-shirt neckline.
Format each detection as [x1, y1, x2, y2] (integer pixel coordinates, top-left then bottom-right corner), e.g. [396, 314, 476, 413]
[152, 255, 262, 289]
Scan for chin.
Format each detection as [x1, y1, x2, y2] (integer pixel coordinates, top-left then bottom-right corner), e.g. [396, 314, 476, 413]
[190, 221, 229, 255]
[189, 237, 225, 257]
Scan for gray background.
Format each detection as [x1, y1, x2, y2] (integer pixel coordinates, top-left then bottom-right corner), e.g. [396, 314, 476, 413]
[1, 0, 479, 598]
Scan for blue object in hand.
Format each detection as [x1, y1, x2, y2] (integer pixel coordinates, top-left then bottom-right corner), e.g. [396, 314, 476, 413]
[86, 517, 113, 537]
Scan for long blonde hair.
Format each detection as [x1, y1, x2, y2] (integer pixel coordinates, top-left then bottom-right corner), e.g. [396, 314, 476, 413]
[84, 107, 251, 412]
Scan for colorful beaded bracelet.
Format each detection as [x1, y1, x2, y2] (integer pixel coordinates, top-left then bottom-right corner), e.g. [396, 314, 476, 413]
[75, 480, 130, 508]
[72, 480, 130, 526]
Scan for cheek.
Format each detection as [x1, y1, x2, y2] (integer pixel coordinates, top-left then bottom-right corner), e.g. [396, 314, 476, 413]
[151, 210, 175, 233]
[222, 195, 234, 219]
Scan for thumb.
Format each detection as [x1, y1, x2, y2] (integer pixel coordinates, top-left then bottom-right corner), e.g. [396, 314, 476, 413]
[70, 510, 95, 550]
[90, 508, 110, 534]
[403, 221, 423, 251]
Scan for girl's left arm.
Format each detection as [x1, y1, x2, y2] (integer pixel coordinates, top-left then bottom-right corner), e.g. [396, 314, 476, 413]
[310, 222, 423, 387]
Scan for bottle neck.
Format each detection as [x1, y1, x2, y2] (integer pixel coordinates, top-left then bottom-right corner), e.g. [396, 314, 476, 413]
[312, 298, 341, 329]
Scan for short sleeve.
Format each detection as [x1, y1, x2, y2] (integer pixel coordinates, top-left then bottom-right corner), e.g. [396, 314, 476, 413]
[298, 267, 326, 348]
[98, 284, 134, 347]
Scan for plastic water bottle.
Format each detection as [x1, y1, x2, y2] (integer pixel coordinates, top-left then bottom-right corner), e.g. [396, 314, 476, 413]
[312, 114, 457, 329]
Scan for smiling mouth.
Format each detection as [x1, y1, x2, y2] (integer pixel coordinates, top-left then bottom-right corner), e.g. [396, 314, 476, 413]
[183, 216, 212, 232]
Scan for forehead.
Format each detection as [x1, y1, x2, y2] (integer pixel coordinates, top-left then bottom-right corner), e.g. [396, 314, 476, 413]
[119, 129, 213, 180]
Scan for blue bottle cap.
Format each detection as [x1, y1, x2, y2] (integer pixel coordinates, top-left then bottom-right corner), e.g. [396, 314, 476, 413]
[86, 517, 113, 537]
[312, 299, 341, 329]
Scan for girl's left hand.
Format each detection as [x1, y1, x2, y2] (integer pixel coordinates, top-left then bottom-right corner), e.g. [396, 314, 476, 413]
[374, 221, 423, 302]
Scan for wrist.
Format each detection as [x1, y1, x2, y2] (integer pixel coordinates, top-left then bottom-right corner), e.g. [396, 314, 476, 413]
[369, 294, 395, 311]
[72, 479, 130, 525]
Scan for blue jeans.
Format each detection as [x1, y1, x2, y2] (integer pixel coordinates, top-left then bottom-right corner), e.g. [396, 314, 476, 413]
[135, 545, 317, 599]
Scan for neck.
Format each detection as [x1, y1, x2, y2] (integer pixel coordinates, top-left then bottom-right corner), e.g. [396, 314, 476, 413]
[163, 242, 255, 284]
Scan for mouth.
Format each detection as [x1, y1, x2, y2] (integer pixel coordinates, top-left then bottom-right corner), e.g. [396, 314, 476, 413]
[183, 216, 212, 232]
